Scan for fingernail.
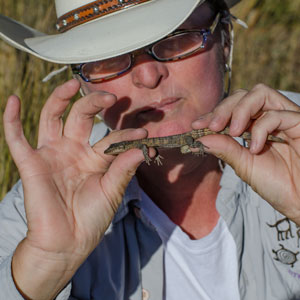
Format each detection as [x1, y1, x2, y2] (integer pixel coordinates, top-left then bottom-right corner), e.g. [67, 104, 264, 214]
[98, 91, 113, 95]
[192, 120, 203, 128]
[250, 140, 258, 153]
[210, 115, 221, 128]
[230, 120, 240, 135]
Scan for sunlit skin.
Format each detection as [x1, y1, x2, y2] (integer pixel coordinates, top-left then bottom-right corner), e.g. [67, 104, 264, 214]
[4, 2, 300, 299]
[80, 3, 228, 238]
[83, 5, 225, 138]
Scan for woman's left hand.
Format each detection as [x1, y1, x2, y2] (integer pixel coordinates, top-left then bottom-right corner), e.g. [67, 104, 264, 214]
[192, 84, 300, 224]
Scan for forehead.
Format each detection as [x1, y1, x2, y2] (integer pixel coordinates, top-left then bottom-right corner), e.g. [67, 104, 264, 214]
[178, 3, 215, 29]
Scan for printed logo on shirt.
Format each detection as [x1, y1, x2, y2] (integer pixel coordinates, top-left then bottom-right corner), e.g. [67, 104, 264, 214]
[272, 244, 299, 267]
[267, 217, 300, 269]
[267, 217, 294, 242]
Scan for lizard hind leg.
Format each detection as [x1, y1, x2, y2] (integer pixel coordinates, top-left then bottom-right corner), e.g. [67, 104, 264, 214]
[180, 136, 194, 154]
[190, 140, 209, 156]
[183, 136, 208, 156]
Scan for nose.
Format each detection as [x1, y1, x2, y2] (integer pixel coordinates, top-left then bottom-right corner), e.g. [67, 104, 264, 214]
[130, 53, 169, 89]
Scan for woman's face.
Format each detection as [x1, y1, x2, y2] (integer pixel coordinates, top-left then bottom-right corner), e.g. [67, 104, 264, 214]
[81, 3, 228, 138]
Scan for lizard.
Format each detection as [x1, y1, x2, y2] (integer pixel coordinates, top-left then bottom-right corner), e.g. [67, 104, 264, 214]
[104, 126, 285, 166]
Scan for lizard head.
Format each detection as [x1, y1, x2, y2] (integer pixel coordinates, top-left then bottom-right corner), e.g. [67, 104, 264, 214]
[104, 142, 128, 155]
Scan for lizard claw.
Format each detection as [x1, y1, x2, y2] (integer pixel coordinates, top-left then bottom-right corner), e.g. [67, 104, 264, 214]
[145, 157, 152, 165]
[192, 143, 209, 156]
[154, 155, 164, 166]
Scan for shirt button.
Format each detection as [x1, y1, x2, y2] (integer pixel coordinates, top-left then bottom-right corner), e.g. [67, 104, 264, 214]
[142, 288, 150, 300]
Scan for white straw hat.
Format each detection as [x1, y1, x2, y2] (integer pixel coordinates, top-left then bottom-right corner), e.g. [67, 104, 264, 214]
[0, 0, 240, 64]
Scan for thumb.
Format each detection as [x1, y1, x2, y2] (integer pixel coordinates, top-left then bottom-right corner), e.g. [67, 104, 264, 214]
[200, 134, 252, 181]
[3, 95, 34, 170]
[101, 148, 145, 203]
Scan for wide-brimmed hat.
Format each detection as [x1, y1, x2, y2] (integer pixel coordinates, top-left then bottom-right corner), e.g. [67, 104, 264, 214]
[0, 0, 240, 64]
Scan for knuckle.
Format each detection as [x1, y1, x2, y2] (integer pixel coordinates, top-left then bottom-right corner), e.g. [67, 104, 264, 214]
[71, 98, 81, 111]
[265, 109, 279, 119]
[231, 104, 244, 116]
[70, 100, 89, 118]
[251, 83, 271, 93]
[52, 83, 65, 96]
[232, 88, 248, 95]
[85, 92, 112, 108]
[212, 104, 225, 114]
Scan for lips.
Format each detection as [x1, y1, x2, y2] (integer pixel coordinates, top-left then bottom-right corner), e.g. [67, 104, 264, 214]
[138, 97, 182, 117]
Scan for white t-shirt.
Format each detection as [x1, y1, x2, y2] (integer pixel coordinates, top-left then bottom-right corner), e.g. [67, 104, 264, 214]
[140, 189, 240, 300]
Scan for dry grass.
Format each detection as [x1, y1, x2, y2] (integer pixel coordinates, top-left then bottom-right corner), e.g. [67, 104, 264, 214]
[0, 0, 299, 199]
[0, 0, 72, 198]
[231, 0, 300, 91]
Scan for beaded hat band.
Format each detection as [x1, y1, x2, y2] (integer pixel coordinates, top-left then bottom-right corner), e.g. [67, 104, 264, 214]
[0, 0, 240, 64]
[56, 0, 151, 33]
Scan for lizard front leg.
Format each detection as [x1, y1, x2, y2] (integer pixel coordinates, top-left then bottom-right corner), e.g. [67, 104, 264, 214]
[189, 140, 207, 156]
[154, 153, 164, 166]
[180, 136, 208, 156]
[151, 147, 164, 166]
[139, 144, 152, 165]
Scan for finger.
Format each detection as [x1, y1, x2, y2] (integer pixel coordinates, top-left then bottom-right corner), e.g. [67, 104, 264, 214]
[99, 129, 148, 205]
[192, 89, 248, 131]
[249, 110, 300, 153]
[63, 91, 117, 143]
[101, 147, 146, 206]
[93, 128, 148, 164]
[38, 79, 81, 146]
[229, 84, 300, 137]
[3, 95, 33, 167]
[191, 112, 213, 129]
[199, 134, 252, 183]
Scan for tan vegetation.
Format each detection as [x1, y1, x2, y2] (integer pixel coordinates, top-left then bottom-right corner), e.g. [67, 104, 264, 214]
[0, 0, 299, 199]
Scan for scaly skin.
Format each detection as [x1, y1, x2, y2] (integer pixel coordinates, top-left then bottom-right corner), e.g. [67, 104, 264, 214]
[104, 126, 285, 165]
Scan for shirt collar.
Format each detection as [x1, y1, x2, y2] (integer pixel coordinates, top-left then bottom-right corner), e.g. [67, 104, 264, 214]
[112, 161, 246, 224]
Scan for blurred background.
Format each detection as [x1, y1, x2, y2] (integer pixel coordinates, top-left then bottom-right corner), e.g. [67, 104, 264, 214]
[0, 0, 299, 199]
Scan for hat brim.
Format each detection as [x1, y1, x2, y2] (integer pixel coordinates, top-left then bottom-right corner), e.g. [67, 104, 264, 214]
[0, 0, 237, 64]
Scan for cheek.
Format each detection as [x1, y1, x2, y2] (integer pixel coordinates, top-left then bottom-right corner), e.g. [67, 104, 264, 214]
[192, 49, 223, 88]
[84, 79, 133, 129]
[83, 78, 127, 96]
[100, 97, 132, 129]
[176, 48, 225, 108]
[94, 47, 225, 128]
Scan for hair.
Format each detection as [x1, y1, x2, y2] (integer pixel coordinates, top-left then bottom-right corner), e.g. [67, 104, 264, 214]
[206, 0, 231, 53]
[206, 0, 232, 96]
[206, 0, 229, 13]
[206, 0, 230, 35]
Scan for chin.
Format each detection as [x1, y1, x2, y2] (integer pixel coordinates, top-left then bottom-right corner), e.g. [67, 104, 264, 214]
[145, 120, 192, 138]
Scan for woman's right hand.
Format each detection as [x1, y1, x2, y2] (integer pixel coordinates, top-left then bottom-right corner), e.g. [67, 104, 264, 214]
[3, 79, 147, 300]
